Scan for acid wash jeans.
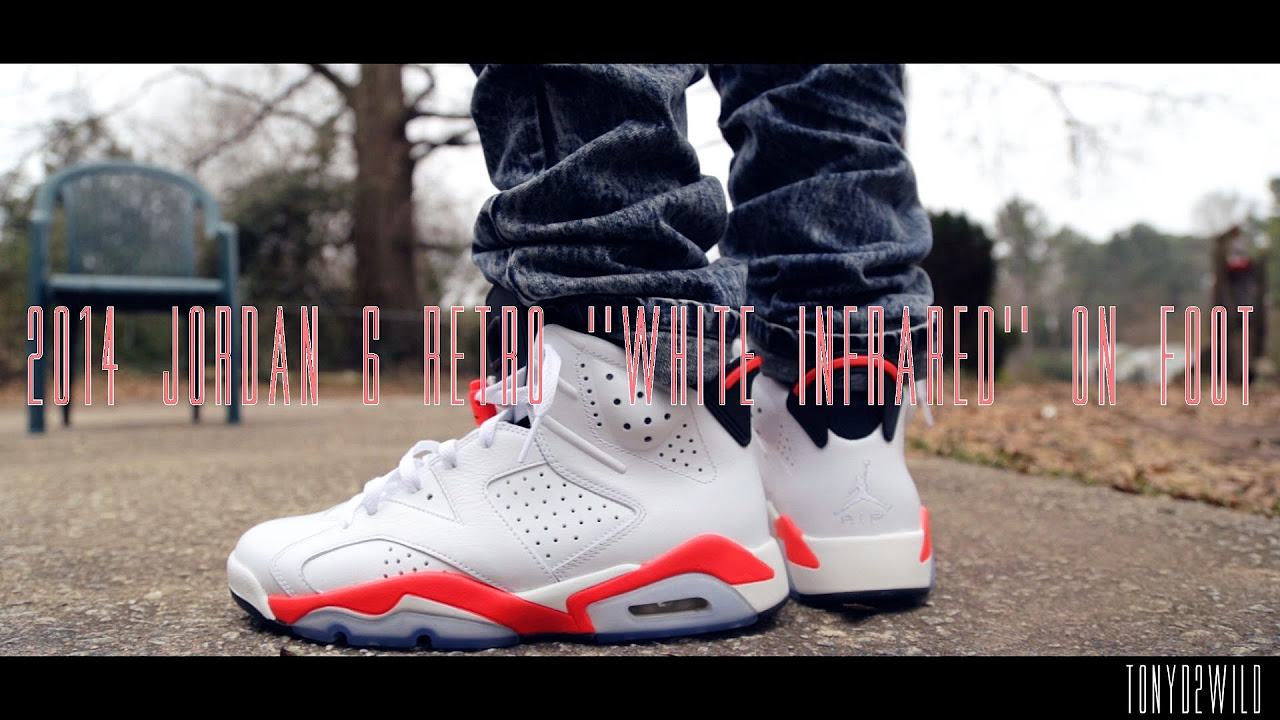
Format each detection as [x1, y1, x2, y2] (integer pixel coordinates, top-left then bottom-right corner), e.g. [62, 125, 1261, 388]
[469, 64, 933, 389]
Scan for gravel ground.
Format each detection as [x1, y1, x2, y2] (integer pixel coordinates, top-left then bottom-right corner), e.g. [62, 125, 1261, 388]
[2, 396, 1277, 655]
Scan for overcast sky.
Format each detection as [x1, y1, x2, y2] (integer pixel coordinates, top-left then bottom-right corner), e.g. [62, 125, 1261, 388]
[2, 64, 1277, 240]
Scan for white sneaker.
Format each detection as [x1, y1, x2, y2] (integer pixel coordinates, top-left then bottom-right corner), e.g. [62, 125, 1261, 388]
[750, 360, 934, 606]
[227, 324, 788, 649]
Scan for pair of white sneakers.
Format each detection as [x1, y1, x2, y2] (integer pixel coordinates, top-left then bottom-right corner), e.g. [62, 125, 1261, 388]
[227, 324, 933, 649]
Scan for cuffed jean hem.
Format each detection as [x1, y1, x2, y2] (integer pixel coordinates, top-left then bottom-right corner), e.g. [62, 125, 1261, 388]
[748, 310, 932, 386]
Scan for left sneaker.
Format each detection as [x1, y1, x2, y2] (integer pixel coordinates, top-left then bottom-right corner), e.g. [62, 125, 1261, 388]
[227, 324, 789, 649]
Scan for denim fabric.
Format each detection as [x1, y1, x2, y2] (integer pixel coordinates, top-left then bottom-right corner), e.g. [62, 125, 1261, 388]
[470, 64, 933, 388]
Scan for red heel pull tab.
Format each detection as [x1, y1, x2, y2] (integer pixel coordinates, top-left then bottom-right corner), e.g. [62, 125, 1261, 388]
[919, 506, 933, 562]
[469, 377, 497, 426]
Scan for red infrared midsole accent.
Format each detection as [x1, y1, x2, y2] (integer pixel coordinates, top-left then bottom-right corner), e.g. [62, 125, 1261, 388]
[269, 569, 576, 632]
[773, 514, 820, 569]
[792, 356, 900, 396]
[267, 534, 774, 632]
[919, 506, 932, 562]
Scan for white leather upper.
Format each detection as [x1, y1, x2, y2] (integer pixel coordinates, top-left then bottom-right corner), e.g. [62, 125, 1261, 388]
[302, 539, 458, 592]
[751, 377, 923, 539]
[231, 324, 775, 598]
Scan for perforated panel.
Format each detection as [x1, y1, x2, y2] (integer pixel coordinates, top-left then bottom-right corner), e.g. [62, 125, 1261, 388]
[487, 465, 635, 571]
[573, 354, 713, 480]
[302, 540, 450, 592]
[758, 404, 798, 467]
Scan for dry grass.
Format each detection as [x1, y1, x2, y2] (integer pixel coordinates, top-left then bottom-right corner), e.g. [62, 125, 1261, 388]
[908, 379, 1280, 517]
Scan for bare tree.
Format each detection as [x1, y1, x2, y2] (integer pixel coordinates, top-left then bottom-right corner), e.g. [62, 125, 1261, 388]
[178, 63, 478, 358]
[926, 64, 1232, 189]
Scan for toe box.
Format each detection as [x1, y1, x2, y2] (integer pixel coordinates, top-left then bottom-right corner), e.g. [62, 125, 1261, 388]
[227, 511, 339, 617]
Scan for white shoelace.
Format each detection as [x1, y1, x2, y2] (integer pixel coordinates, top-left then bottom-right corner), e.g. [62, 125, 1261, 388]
[908, 379, 934, 426]
[342, 345, 562, 525]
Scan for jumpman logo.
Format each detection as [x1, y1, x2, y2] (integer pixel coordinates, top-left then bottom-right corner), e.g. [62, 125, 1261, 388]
[834, 460, 892, 516]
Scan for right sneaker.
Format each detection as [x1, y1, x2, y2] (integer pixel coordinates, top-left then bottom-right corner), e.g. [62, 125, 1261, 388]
[227, 324, 788, 649]
[750, 357, 934, 606]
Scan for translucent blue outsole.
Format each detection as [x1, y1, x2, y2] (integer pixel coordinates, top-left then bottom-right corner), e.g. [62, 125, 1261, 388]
[233, 591, 784, 651]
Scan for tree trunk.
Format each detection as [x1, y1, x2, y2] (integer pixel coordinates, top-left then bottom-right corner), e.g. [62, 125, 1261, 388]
[350, 64, 421, 361]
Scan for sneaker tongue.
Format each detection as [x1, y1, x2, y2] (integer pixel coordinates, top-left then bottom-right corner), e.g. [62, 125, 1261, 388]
[536, 323, 583, 358]
[482, 285, 531, 376]
[474, 324, 576, 431]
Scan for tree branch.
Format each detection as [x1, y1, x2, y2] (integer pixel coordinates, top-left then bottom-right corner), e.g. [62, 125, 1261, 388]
[308, 63, 354, 105]
[1002, 67, 1229, 108]
[408, 108, 474, 122]
[176, 66, 323, 171]
[101, 68, 185, 116]
[996, 64, 1101, 167]
[410, 127, 479, 162]
[178, 67, 322, 126]
[405, 64, 437, 112]
[403, 64, 473, 122]
[995, 64, 1233, 169]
